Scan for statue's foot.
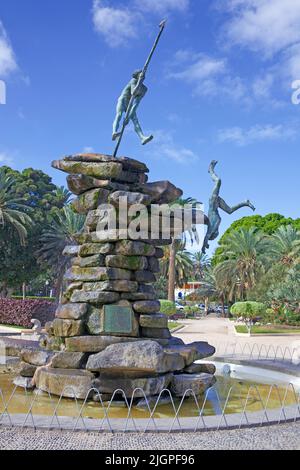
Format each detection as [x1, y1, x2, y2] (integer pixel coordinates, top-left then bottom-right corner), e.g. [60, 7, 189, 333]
[209, 160, 218, 172]
[142, 135, 154, 146]
[246, 200, 256, 211]
[202, 242, 209, 254]
[112, 132, 121, 141]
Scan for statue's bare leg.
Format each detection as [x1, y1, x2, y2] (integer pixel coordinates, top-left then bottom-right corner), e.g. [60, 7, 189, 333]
[209, 160, 221, 196]
[131, 110, 153, 145]
[202, 161, 222, 253]
[112, 100, 125, 141]
[201, 232, 210, 254]
[218, 197, 256, 214]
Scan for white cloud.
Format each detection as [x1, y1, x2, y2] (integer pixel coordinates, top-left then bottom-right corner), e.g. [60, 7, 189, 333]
[252, 73, 274, 99]
[82, 146, 95, 153]
[92, 0, 138, 47]
[218, 0, 300, 89]
[92, 0, 190, 48]
[168, 49, 251, 103]
[281, 43, 300, 81]
[149, 130, 198, 163]
[0, 152, 13, 164]
[218, 124, 297, 146]
[136, 0, 189, 14]
[222, 0, 300, 57]
[170, 53, 227, 82]
[0, 22, 17, 77]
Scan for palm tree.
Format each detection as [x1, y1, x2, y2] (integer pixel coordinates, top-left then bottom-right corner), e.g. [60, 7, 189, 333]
[0, 169, 33, 245]
[214, 227, 270, 302]
[161, 241, 194, 291]
[196, 266, 228, 316]
[167, 197, 202, 302]
[268, 225, 300, 267]
[38, 206, 85, 298]
[54, 186, 73, 207]
[192, 251, 211, 280]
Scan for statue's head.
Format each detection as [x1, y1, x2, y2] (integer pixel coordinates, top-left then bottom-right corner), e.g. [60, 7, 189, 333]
[132, 69, 142, 79]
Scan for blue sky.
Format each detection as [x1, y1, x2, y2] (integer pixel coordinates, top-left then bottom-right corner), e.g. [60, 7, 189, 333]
[0, 0, 299, 254]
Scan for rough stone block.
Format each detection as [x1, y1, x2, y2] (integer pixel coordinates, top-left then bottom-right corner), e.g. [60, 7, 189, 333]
[93, 374, 172, 398]
[65, 335, 142, 353]
[78, 243, 114, 257]
[170, 373, 216, 397]
[184, 363, 216, 375]
[19, 362, 37, 378]
[64, 266, 131, 282]
[136, 181, 183, 204]
[35, 367, 94, 399]
[63, 245, 80, 256]
[139, 314, 168, 329]
[133, 300, 160, 314]
[21, 349, 52, 367]
[55, 303, 88, 320]
[115, 240, 155, 257]
[109, 191, 152, 207]
[141, 327, 171, 339]
[52, 159, 123, 179]
[72, 188, 110, 214]
[134, 270, 156, 283]
[105, 255, 148, 271]
[147, 257, 160, 273]
[86, 340, 184, 375]
[82, 280, 138, 293]
[52, 318, 85, 338]
[72, 254, 105, 268]
[51, 352, 89, 369]
[70, 290, 120, 304]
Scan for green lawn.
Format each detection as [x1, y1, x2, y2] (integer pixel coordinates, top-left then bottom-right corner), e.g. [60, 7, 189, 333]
[168, 321, 182, 331]
[0, 324, 25, 330]
[235, 325, 300, 334]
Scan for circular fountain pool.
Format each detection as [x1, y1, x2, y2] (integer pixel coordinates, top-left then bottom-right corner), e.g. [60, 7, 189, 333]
[1, 361, 299, 420]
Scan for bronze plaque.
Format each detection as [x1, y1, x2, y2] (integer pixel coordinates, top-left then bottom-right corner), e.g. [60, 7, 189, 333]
[103, 305, 133, 334]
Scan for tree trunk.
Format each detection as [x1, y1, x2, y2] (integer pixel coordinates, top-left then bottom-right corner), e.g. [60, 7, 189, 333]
[168, 238, 176, 303]
[0, 282, 8, 298]
[22, 283, 26, 300]
[221, 293, 225, 317]
[204, 297, 209, 315]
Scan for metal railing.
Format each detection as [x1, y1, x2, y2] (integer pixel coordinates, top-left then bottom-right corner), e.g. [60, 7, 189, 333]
[0, 381, 299, 433]
[212, 342, 300, 364]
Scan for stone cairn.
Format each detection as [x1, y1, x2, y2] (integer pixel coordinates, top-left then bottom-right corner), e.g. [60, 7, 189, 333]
[16, 154, 216, 402]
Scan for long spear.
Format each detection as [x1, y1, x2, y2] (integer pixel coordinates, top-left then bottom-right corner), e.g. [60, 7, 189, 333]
[113, 20, 167, 158]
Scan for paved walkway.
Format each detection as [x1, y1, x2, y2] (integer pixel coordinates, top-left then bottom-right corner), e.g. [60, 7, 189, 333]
[0, 325, 22, 334]
[0, 423, 299, 450]
[174, 316, 300, 350]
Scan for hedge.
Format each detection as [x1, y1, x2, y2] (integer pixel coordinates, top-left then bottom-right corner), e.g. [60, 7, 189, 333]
[0, 298, 57, 328]
[230, 301, 266, 319]
[12, 296, 56, 302]
[160, 300, 176, 316]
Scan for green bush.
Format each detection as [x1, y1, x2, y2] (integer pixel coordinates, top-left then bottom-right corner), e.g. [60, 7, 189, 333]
[231, 301, 266, 319]
[160, 300, 176, 317]
[265, 305, 300, 326]
[183, 305, 198, 317]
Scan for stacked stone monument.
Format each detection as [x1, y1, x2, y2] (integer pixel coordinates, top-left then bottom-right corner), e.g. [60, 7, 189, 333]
[16, 153, 216, 400]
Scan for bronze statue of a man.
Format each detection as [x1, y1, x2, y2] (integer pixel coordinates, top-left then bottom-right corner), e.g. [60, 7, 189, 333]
[202, 160, 255, 253]
[112, 70, 153, 146]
